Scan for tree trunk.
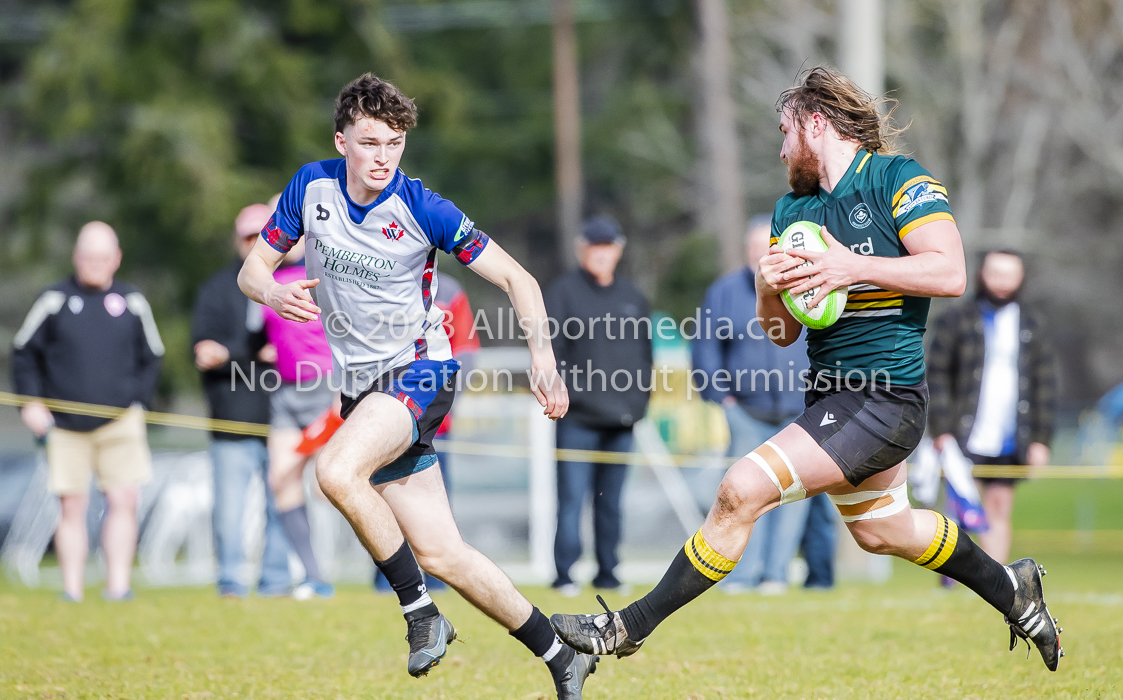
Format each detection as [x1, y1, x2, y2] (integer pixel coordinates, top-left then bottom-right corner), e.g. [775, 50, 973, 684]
[694, 0, 744, 273]
[552, 0, 583, 265]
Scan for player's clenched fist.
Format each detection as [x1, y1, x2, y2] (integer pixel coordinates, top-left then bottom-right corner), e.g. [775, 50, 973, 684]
[756, 246, 806, 297]
[266, 278, 322, 322]
[783, 228, 862, 308]
[529, 362, 569, 420]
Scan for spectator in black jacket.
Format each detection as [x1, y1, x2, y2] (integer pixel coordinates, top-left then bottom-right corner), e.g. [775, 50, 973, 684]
[12, 221, 164, 602]
[545, 216, 652, 595]
[927, 250, 1056, 564]
[192, 204, 290, 598]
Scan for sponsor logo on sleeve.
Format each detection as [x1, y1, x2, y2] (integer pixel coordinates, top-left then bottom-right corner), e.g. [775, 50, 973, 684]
[453, 215, 475, 243]
[894, 181, 948, 218]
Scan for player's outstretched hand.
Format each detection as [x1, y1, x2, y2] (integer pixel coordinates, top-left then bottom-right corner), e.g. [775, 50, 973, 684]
[756, 245, 807, 296]
[783, 227, 863, 308]
[529, 362, 569, 420]
[267, 278, 322, 322]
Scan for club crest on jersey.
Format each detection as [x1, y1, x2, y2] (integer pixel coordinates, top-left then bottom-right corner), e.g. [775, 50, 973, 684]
[382, 221, 404, 241]
[104, 293, 126, 318]
[849, 203, 873, 229]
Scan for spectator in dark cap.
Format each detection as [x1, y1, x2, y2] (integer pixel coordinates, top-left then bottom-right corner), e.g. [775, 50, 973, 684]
[545, 215, 652, 596]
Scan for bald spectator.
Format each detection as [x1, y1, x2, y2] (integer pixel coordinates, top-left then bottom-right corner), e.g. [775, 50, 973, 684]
[192, 204, 291, 598]
[12, 222, 164, 602]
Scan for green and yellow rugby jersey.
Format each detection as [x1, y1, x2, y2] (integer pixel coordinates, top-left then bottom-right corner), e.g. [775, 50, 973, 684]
[770, 149, 955, 385]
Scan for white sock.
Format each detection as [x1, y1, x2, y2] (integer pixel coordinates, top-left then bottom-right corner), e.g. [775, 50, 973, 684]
[401, 592, 434, 615]
[542, 636, 564, 662]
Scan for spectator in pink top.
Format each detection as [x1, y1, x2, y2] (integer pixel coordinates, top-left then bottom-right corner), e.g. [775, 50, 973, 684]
[260, 233, 336, 600]
[262, 262, 333, 385]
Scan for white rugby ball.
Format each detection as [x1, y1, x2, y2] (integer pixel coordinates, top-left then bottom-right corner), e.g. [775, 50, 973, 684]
[777, 220, 847, 330]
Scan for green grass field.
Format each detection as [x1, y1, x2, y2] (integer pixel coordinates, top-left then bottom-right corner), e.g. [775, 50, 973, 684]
[1, 547, 1121, 699]
[3, 480, 1122, 698]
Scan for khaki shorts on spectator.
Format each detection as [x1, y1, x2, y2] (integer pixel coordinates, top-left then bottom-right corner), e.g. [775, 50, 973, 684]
[47, 406, 152, 495]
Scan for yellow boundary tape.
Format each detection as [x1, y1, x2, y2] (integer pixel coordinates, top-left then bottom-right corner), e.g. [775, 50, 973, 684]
[0, 391, 269, 437]
[2, 390, 1121, 478]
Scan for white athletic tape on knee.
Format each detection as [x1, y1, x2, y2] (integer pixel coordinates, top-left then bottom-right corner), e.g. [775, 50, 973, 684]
[747, 440, 806, 505]
[827, 483, 909, 522]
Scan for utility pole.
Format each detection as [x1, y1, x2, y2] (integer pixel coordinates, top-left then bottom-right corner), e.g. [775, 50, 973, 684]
[695, 0, 744, 273]
[838, 0, 884, 96]
[835, 0, 892, 587]
[552, 0, 583, 264]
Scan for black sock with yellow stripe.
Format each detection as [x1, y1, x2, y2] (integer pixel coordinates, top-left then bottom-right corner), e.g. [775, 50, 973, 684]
[913, 511, 1014, 615]
[618, 529, 737, 641]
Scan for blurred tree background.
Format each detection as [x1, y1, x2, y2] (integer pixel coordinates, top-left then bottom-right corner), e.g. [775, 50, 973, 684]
[0, 0, 1120, 407]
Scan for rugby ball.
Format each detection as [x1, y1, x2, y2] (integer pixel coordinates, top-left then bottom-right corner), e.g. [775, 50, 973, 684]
[777, 221, 847, 329]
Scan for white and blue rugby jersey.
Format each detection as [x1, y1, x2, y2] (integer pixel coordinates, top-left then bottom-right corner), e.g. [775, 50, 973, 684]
[262, 159, 489, 397]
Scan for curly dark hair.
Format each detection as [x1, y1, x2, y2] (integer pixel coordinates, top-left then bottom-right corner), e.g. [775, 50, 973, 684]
[334, 73, 418, 134]
[776, 66, 906, 155]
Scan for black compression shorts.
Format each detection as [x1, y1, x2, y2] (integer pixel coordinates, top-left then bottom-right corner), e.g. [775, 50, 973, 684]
[794, 376, 928, 486]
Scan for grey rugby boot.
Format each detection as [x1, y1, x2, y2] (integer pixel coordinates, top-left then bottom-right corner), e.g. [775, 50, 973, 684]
[550, 595, 645, 659]
[1005, 558, 1063, 672]
[406, 612, 457, 677]
[554, 651, 599, 699]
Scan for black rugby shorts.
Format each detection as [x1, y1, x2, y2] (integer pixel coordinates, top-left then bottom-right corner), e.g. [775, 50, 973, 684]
[794, 376, 928, 486]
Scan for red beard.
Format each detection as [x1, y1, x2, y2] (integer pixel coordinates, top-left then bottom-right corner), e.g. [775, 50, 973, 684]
[786, 133, 821, 197]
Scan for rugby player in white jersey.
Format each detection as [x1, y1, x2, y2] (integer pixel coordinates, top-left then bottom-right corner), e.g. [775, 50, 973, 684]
[239, 74, 597, 698]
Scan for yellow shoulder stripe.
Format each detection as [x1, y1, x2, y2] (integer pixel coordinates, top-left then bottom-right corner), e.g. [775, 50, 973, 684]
[898, 212, 955, 239]
[855, 152, 873, 174]
[892, 175, 942, 207]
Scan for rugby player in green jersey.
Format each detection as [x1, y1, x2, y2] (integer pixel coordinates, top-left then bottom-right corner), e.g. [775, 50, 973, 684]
[551, 66, 1062, 672]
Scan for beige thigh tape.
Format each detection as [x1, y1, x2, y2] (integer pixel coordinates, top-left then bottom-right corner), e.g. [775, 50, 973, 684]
[827, 483, 909, 522]
[747, 440, 806, 505]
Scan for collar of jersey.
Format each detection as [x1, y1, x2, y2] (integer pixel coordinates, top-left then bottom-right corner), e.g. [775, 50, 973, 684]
[70, 274, 116, 295]
[334, 161, 404, 224]
[816, 148, 868, 203]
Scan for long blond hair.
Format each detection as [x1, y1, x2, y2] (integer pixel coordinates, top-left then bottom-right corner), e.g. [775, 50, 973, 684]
[776, 66, 906, 155]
